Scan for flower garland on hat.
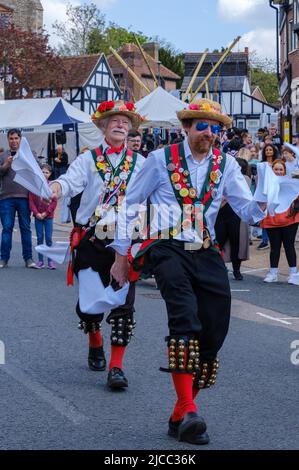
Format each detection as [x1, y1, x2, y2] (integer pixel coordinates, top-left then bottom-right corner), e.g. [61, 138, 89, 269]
[93, 101, 136, 120]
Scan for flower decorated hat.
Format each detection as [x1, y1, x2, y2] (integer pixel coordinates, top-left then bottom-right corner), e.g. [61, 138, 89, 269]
[177, 98, 232, 128]
[91, 100, 144, 130]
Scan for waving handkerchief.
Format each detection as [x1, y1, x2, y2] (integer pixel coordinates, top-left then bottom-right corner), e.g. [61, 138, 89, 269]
[254, 163, 280, 215]
[12, 137, 52, 199]
[254, 162, 299, 215]
[78, 268, 130, 314]
[284, 142, 299, 167]
[35, 242, 70, 264]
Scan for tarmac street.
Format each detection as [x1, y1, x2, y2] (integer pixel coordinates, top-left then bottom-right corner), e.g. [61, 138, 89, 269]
[0, 227, 298, 450]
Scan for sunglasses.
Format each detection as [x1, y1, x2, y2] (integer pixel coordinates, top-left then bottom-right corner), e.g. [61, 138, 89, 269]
[196, 122, 222, 134]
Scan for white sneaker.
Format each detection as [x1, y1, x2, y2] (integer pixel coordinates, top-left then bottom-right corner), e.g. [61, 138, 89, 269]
[264, 272, 278, 283]
[288, 273, 299, 286]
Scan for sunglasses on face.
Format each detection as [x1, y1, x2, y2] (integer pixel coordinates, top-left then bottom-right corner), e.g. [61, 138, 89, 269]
[196, 122, 222, 134]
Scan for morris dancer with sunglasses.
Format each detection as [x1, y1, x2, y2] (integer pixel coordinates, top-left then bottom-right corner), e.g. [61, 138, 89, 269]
[50, 101, 145, 390]
[110, 99, 267, 444]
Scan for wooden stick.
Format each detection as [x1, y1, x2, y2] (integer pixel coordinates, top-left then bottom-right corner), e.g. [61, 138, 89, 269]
[191, 37, 241, 101]
[182, 48, 209, 102]
[109, 46, 151, 94]
[133, 34, 159, 88]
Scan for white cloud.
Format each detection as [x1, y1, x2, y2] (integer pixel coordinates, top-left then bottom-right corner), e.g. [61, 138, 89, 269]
[236, 28, 277, 60]
[218, 0, 265, 21]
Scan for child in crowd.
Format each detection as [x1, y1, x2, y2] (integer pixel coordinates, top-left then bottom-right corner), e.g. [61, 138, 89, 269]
[29, 164, 57, 269]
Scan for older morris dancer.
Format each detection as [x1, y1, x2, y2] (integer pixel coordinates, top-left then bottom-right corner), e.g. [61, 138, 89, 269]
[110, 99, 267, 444]
[50, 101, 145, 390]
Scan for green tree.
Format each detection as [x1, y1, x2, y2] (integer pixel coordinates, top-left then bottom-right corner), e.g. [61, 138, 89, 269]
[250, 53, 279, 104]
[87, 23, 148, 55]
[52, 2, 106, 55]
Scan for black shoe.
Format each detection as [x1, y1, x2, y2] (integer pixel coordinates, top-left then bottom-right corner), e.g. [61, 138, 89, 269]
[88, 346, 106, 371]
[174, 412, 209, 445]
[233, 270, 244, 281]
[107, 367, 128, 389]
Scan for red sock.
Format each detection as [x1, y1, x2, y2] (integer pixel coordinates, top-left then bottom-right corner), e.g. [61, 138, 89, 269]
[171, 373, 197, 422]
[109, 345, 126, 370]
[89, 330, 103, 348]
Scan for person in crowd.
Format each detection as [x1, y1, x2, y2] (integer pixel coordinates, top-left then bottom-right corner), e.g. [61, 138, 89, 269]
[282, 146, 299, 176]
[0, 129, 36, 269]
[268, 124, 283, 153]
[237, 148, 252, 162]
[248, 145, 260, 164]
[261, 160, 299, 284]
[127, 130, 142, 153]
[261, 143, 280, 165]
[215, 158, 250, 280]
[256, 144, 280, 250]
[29, 164, 57, 269]
[54, 145, 69, 179]
[242, 132, 253, 148]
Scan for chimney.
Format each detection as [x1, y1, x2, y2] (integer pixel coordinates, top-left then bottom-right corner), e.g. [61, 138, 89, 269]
[244, 47, 249, 55]
[143, 42, 160, 62]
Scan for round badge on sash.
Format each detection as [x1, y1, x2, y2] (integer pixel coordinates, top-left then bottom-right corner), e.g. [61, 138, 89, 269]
[179, 188, 189, 198]
[105, 173, 111, 182]
[189, 188, 197, 199]
[120, 172, 128, 180]
[175, 184, 182, 191]
[114, 176, 120, 184]
[171, 173, 180, 183]
[168, 163, 176, 171]
[183, 170, 189, 177]
[127, 156, 133, 163]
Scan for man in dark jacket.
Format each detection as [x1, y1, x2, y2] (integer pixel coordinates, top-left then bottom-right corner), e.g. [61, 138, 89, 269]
[0, 129, 36, 268]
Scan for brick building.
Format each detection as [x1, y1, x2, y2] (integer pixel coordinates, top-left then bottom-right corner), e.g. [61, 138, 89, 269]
[108, 43, 180, 101]
[0, 1, 43, 32]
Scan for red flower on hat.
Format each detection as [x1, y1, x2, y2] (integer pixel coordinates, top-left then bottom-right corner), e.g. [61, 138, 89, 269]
[106, 101, 115, 110]
[189, 104, 199, 110]
[97, 101, 115, 113]
[126, 102, 135, 111]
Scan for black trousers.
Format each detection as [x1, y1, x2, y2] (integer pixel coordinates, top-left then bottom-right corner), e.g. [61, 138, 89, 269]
[150, 241, 231, 361]
[266, 224, 298, 268]
[74, 237, 135, 323]
[215, 204, 242, 272]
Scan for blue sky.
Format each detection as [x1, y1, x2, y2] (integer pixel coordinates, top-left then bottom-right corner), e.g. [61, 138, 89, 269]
[43, 0, 276, 59]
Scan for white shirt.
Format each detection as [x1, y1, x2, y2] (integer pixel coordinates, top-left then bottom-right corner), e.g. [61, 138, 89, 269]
[56, 140, 145, 225]
[111, 139, 266, 256]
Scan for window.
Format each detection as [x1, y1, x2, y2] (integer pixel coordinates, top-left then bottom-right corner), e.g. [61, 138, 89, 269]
[96, 87, 108, 103]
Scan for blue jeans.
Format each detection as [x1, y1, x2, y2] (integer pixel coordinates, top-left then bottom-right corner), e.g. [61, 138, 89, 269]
[262, 229, 269, 244]
[0, 198, 32, 262]
[35, 218, 53, 263]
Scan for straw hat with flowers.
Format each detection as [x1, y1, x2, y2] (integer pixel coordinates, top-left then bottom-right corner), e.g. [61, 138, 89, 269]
[177, 98, 232, 128]
[91, 100, 144, 130]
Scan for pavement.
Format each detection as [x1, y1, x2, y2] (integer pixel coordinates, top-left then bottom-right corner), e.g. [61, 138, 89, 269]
[0, 222, 298, 450]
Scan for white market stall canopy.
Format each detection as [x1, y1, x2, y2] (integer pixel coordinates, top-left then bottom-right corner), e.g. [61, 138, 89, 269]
[135, 87, 187, 128]
[0, 97, 93, 133]
[0, 98, 103, 162]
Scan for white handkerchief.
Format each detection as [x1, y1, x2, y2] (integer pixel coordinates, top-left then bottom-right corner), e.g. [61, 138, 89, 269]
[284, 143, 299, 168]
[254, 162, 299, 215]
[254, 163, 280, 215]
[78, 268, 129, 314]
[12, 138, 52, 199]
[35, 242, 70, 264]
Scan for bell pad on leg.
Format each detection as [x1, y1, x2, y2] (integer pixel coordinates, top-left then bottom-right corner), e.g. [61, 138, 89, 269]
[108, 314, 136, 347]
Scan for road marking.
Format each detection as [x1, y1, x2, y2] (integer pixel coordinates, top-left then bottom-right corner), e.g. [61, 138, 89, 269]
[241, 268, 268, 274]
[256, 312, 292, 325]
[231, 289, 250, 292]
[3, 364, 88, 425]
